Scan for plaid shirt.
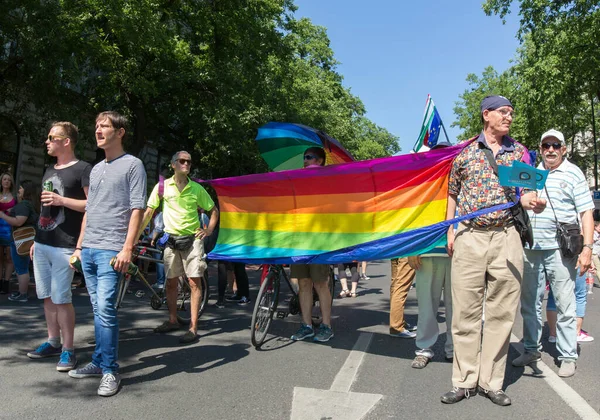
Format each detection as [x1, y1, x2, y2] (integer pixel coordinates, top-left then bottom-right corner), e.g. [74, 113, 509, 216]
[448, 133, 530, 228]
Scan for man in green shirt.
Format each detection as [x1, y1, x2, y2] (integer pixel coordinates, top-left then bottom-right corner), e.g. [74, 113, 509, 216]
[140, 151, 219, 343]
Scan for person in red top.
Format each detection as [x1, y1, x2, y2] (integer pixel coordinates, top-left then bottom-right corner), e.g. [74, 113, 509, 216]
[0, 172, 16, 294]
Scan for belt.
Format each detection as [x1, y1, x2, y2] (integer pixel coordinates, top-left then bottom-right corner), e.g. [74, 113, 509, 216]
[461, 221, 514, 231]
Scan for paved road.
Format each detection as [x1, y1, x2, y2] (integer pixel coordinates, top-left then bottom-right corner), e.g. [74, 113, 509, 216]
[0, 261, 599, 419]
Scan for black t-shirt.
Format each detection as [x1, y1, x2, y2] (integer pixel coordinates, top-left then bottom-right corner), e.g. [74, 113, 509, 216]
[35, 160, 92, 248]
[11, 200, 37, 227]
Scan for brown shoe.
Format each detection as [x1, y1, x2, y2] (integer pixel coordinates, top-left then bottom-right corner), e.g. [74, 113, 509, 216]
[441, 387, 476, 404]
[477, 386, 511, 406]
[153, 321, 180, 333]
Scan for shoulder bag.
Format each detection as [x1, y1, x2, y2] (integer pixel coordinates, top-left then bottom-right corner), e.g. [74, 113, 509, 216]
[544, 186, 583, 258]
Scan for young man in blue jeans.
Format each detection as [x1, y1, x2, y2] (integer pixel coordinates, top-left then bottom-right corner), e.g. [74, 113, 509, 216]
[68, 111, 146, 397]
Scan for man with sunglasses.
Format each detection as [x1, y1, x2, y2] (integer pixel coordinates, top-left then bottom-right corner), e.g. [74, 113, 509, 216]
[441, 95, 546, 406]
[140, 151, 219, 344]
[512, 129, 594, 378]
[27, 122, 91, 374]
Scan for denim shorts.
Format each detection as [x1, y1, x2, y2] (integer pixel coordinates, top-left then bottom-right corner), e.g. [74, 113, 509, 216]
[547, 271, 587, 317]
[32, 242, 75, 304]
[9, 241, 30, 275]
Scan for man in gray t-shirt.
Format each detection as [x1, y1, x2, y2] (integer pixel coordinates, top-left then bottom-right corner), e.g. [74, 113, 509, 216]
[68, 111, 147, 398]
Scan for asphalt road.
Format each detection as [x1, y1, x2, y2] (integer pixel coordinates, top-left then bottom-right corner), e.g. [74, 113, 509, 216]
[0, 261, 599, 420]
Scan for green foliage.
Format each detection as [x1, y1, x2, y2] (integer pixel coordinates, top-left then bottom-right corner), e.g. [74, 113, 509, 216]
[0, 0, 399, 180]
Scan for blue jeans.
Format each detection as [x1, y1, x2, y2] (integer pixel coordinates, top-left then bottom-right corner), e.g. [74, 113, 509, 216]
[81, 248, 120, 373]
[547, 271, 587, 317]
[153, 250, 165, 287]
[522, 249, 577, 361]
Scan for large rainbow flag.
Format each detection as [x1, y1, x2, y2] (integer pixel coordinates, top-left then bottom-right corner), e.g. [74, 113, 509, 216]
[206, 142, 514, 264]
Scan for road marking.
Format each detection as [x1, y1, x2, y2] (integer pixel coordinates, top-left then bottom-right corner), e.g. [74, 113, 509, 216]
[330, 332, 374, 392]
[511, 334, 600, 420]
[290, 332, 383, 420]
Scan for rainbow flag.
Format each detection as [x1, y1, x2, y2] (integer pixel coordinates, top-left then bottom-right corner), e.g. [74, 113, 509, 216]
[205, 142, 512, 264]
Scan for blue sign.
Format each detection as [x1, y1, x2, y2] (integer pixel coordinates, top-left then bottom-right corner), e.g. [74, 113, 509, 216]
[593, 191, 600, 200]
[498, 161, 549, 190]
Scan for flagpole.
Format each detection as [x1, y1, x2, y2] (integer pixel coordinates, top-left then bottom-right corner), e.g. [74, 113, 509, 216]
[440, 119, 451, 144]
[413, 95, 432, 151]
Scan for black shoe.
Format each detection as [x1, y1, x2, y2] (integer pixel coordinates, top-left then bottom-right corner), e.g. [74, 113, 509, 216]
[0, 280, 7, 294]
[215, 299, 225, 309]
[179, 330, 198, 344]
[441, 387, 476, 404]
[225, 294, 242, 302]
[477, 386, 511, 406]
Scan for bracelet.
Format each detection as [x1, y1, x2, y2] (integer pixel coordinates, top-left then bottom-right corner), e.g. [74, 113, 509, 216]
[75, 247, 82, 251]
[584, 244, 593, 250]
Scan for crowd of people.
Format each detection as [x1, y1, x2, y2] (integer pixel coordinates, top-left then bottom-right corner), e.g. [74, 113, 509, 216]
[0, 95, 597, 405]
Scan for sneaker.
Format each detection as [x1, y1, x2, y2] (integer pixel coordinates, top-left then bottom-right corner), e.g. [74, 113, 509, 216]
[68, 362, 103, 378]
[225, 294, 242, 302]
[27, 342, 62, 359]
[215, 299, 225, 309]
[577, 330, 594, 342]
[558, 361, 576, 378]
[8, 293, 27, 303]
[56, 350, 77, 372]
[237, 296, 251, 305]
[97, 373, 121, 397]
[291, 324, 315, 341]
[548, 335, 556, 343]
[390, 330, 416, 339]
[405, 322, 417, 332]
[152, 283, 164, 291]
[511, 351, 541, 367]
[313, 324, 334, 342]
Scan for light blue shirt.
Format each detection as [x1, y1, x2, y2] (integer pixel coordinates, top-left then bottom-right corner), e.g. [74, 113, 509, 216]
[528, 158, 594, 250]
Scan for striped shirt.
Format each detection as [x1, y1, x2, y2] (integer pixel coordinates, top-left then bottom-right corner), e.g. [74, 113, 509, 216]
[421, 245, 449, 258]
[528, 158, 593, 250]
[83, 154, 147, 251]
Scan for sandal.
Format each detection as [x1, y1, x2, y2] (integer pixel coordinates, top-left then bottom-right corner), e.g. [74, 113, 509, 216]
[154, 320, 180, 334]
[411, 354, 430, 369]
[339, 289, 350, 298]
[350, 292, 358, 298]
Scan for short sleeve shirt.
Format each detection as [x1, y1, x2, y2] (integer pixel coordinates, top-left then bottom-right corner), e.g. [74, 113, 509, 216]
[448, 133, 530, 227]
[147, 177, 215, 236]
[10, 200, 37, 227]
[83, 154, 147, 251]
[35, 160, 92, 248]
[528, 159, 594, 250]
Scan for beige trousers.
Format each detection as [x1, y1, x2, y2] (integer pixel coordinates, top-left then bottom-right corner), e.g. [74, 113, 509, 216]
[390, 257, 416, 333]
[451, 223, 523, 391]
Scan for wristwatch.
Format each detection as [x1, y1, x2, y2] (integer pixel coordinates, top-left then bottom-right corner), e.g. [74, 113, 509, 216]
[584, 244, 593, 250]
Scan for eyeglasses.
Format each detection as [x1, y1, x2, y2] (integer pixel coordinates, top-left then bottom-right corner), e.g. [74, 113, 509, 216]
[541, 142, 562, 150]
[177, 158, 192, 165]
[494, 108, 514, 118]
[303, 155, 316, 160]
[47, 135, 68, 142]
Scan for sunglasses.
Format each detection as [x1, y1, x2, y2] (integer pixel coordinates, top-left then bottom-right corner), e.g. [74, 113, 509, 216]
[541, 142, 562, 150]
[177, 158, 192, 165]
[47, 135, 68, 143]
[303, 154, 316, 160]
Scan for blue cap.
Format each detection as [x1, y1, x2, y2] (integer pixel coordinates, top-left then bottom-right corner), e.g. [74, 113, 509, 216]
[480, 95, 513, 112]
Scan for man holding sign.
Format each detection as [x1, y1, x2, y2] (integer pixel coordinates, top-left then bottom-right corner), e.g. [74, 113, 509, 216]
[441, 95, 546, 407]
[512, 129, 594, 378]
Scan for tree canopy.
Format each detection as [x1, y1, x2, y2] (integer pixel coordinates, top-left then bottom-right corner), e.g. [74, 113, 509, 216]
[0, 0, 399, 179]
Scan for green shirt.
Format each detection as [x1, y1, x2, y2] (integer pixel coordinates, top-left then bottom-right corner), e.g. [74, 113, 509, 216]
[147, 177, 215, 236]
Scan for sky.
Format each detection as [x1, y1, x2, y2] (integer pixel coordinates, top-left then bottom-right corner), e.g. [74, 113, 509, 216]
[293, 0, 521, 154]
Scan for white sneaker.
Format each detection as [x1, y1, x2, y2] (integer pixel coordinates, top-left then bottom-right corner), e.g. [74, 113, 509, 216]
[577, 331, 594, 342]
[98, 373, 121, 397]
[390, 330, 416, 339]
[548, 335, 556, 343]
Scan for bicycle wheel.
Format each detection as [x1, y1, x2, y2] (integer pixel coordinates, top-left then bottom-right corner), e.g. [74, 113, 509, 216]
[250, 272, 280, 348]
[328, 266, 335, 305]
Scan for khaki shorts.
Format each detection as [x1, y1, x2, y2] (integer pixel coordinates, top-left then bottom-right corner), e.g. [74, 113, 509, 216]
[290, 264, 330, 283]
[164, 238, 207, 279]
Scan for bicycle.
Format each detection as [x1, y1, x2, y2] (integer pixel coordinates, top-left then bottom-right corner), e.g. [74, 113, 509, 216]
[115, 243, 209, 325]
[250, 264, 335, 348]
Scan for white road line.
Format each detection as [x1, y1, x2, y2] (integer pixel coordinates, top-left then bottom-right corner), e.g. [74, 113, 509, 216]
[329, 332, 373, 393]
[511, 334, 600, 420]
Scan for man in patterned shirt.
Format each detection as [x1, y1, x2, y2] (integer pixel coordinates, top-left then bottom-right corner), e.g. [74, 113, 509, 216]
[440, 96, 546, 407]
